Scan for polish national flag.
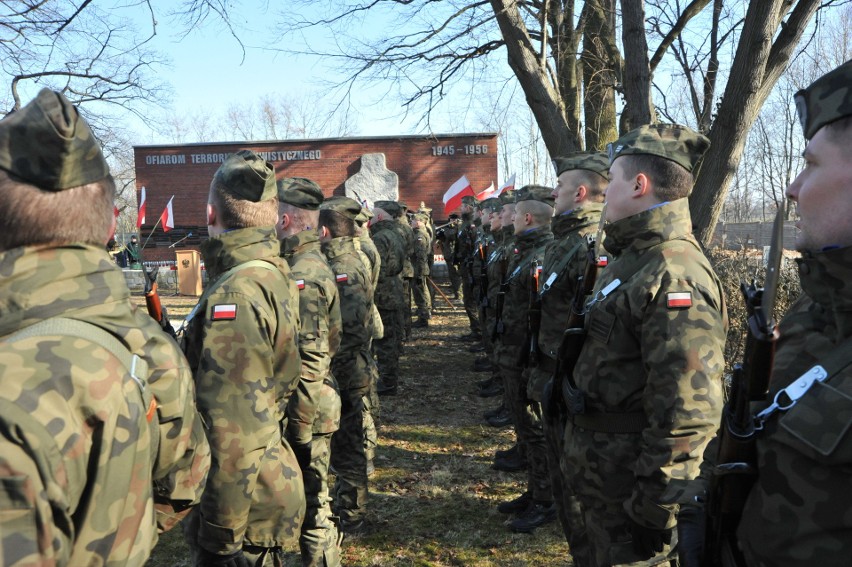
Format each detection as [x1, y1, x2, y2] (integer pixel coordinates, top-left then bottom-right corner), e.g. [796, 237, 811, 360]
[442, 175, 475, 214]
[160, 196, 174, 232]
[137, 186, 146, 228]
[495, 174, 516, 197]
[475, 181, 496, 201]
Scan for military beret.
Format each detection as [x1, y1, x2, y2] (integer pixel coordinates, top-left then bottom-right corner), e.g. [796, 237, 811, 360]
[499, 190, 516, 206]
[480, 197, 503, 213]
[514, 185, 555, 207]
[0, 89, 109, 191]
[607, 123, 710, 172]
[214, 150, 277, 202]
[795, 60, 852, 140]
[461, 195, 476, 206]
[321, 195, 362, 220]
[553, 152, 610, 178]
[277, 177, 324, 210]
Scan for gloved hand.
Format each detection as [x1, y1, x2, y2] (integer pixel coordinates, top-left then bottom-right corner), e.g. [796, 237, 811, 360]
[197, 547, 251, 567]
[629, 518, 671, 558]
[291, 441, 312, 471]
[677, 505, 706, 567]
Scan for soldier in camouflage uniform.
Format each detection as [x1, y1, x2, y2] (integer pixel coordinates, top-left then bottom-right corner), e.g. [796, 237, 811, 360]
[318, 196, 375, 535]
[410, 212, 433, 327]
[370, 206, 408, 396]
[530, 152, 609, 563]
[376, 200, 415, 340]
[457, 196, 482, 340]
[181, 150, 306, 566]
[562, 125, 727, 566]
[680, 60, 852, 567]
[437, 213, 462, 299]
[473, 198, 501, 376]
[493, 186, 556, 533]
[276, 179, 344, 567]
[0, 89, 210, 566]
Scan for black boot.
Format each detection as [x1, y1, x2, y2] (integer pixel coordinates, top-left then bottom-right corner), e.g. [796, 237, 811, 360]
[483, 402, 505, 419]
[507, 501, 557, 533]
[377, 379, 398, 396]
[478, 381, 503, 398]
[473, 357, 493, 372]
[497, 491, 532, 514]
[495, 443, 520, 460]
[486, 411, 512, 428]
[492, 451, 527, 472]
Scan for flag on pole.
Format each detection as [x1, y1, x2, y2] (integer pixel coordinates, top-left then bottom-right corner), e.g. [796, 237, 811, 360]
[475, 181, 496, 201]
[160, 196, 174, 232]
[136, 186, 146, 228]
[442, 175, 474, 214]
[495, 174, 516, 197]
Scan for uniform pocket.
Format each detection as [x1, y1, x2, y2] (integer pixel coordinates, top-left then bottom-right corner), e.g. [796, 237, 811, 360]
[777, 379, 852, 464]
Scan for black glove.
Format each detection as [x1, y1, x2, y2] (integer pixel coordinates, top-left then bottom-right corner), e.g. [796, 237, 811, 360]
[291, 441, 312, 471]
[677, 505, 706, 567]
[197, 548, 251, 567]
[629, 519, 671, 558]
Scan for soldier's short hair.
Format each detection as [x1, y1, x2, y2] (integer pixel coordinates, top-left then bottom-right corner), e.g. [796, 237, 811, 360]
[210, 180, 278, 229]
[570, 169, 608, 199]
[319, 208, 355, 238]
[824, 115, 852, 144]
[515, 199, 553, 225]
[618, 154, 694, 202]
[0, 169, 115, 252]
[279, 201, 319, 233]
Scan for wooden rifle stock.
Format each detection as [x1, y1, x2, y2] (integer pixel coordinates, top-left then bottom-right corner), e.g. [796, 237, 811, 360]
[519, 260, 543, 367]
[144, 266, 178, 340]
[492, 255, 509, 341]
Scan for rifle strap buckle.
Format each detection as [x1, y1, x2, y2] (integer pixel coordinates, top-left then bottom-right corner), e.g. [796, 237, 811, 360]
[754, 364, 828, 429]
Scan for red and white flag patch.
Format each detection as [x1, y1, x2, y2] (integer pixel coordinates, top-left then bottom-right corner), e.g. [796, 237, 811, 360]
[666, 292, 692, 308]
[212, 304, 237, 320]
[336, 274, 348, 283]
[296, 279, 305, 290]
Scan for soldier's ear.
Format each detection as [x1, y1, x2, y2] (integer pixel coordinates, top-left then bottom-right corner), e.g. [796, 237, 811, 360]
[575, 185, 588, 203]
[634, 173, 650, 198]
[207, 202, 217, 226]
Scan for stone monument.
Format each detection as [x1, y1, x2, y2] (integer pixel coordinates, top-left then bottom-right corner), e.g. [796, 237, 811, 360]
[344, 153, 399, 206]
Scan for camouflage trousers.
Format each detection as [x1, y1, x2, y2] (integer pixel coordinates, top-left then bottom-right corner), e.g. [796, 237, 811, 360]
[562, 422, 678, 566]
[374, 307, 403, 388]
[411, 275, 431, 320]
[459, 264, 480, 334]
[496, 345, 551, 502]
[330, 388, 369, 524]
[480, 304, 496, 357]
[445, 259, 461, 295]
[403, 278, 412, 338]
[183, 512, 285, 567]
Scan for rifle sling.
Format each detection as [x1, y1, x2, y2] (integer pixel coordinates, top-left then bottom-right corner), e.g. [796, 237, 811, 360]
[540, 239, 585, 296]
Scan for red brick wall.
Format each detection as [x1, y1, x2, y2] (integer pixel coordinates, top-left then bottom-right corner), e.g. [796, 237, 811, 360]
[134, 134, 498, 261]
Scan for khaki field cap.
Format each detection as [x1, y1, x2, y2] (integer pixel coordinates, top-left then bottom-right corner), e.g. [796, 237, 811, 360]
[499, 190, 516, 205]
[607, 124, 710, 172]
[553, 152, 610, 179]
[514, 185, 555, 207]
[374, 200, 402, 217]
[321, 195, 363, 220]
[0, 89, 109, 190]
[795, 60, 852, 140]
[277, 177, 324, 210]
[480, 197, 503, 213]
[214, 149, 277, 202]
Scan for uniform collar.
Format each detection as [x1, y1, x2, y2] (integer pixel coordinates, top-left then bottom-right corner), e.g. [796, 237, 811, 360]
[603, 198, 693, 256]
[281, 229, 321, 258]
[798, 246, 852, 334]
[552, 201, 604, 238]
[200, 226, 280, 279]
[322, 235, 358, 260]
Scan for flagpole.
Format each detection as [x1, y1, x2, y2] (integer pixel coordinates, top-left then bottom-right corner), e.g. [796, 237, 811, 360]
[140, 215, 162, 252]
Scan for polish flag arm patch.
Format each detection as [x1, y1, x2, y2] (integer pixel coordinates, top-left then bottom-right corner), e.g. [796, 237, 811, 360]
[336, 274, 348, 283]
[666, 292, 692, 308]
[296, 279, 306, 290]
[212, 304, 237, 320]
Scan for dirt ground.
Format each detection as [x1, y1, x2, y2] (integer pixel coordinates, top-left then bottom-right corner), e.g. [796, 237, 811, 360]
[135, 279, 571, 566]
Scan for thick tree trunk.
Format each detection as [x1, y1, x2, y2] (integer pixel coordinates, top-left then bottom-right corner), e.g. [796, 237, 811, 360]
[691, 0, 821, 245]
[583, 0, 618, 151]
[619, 0, 654, 132]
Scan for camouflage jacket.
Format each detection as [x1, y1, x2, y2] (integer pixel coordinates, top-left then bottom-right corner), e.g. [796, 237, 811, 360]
[412, 224, 432, 277]
[487, 227, 514, 303]
[735, 245, 852, 565]
[397, 217, 415, 278]
[356, 232, 381, 291]
[370, 219, 406, 310]
[500, 226, 553, 351]
[0, 244, 210, 566]
[537, 202, 604, 359]
[281, 230, 342, 446]
[183, 227, 305, 553]
[569, 198, 727, 530]
[322, 236, 373, 393]
[439, 221, 459, 263]
[455, 214, 477, 269]
[472, 225, 493, 287]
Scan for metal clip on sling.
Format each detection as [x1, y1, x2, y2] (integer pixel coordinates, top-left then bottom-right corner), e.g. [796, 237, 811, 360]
[753, 365, 829, 430]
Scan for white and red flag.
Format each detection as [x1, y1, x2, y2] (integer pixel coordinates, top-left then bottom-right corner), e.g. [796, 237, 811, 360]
[136, 186, 146, 228]
[475, 181, 496, 201]
[160, 196, 174, 232]
[495, 174, 516, 197]
[442, 175, 474, 214]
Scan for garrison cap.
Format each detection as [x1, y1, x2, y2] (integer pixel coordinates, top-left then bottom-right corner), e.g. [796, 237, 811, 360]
[398, 200, 409, 210]
[0, 89, 109, 190]
[515, 185, 555, 207]
[277, 177, 324, 210]
[374, 200, 402, 216]
[553, 152, 609, 178]
[214, 149, 277, 202]
[499, 190, 516, 206]
[355, 206, 373, 225]
[461, 195, 476, 207]
[795, 60, 852, 140]
[607, 123, 709, 173]
[321, 195, 363, 220]
[480, 197, 503, 213]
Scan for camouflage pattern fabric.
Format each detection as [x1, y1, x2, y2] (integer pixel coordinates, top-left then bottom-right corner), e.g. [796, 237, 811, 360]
[281, 230, 344, 567]
[0, 244, 210, 566]
[322, 236, 374, 525]
[440, 222, 461, 296]
[795, 59, 852, 140]
[354, 234, 383, 341]
[606, 123, 710, 173]
[498, 226, 554, 503]
[456, 214, 481, 334]
[411, 223, 432, 320]
[563, 199, 727, 565]
[182, 227, 305, 555]
[473, 225, 494, 347]
[370, 219, 406, 388]
[734, 246, 852, 565]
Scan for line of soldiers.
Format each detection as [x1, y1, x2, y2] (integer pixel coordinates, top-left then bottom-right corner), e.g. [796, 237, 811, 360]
[0, 89, 411, 567]
[454, 62, 852, 566]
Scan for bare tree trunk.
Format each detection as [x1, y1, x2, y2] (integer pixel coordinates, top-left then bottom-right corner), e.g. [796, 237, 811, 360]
[691, 0, 821, 245]
[583, 0, 618, 150]
[619, 0, 654, 131]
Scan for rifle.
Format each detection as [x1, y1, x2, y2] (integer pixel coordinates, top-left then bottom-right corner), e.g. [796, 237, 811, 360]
[478, 242, 489, 322]
[703, 202, 785, 567]
[144, 265, 178, 341]
[518, 259, 543, 367]
[492, 252, 510, 341]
